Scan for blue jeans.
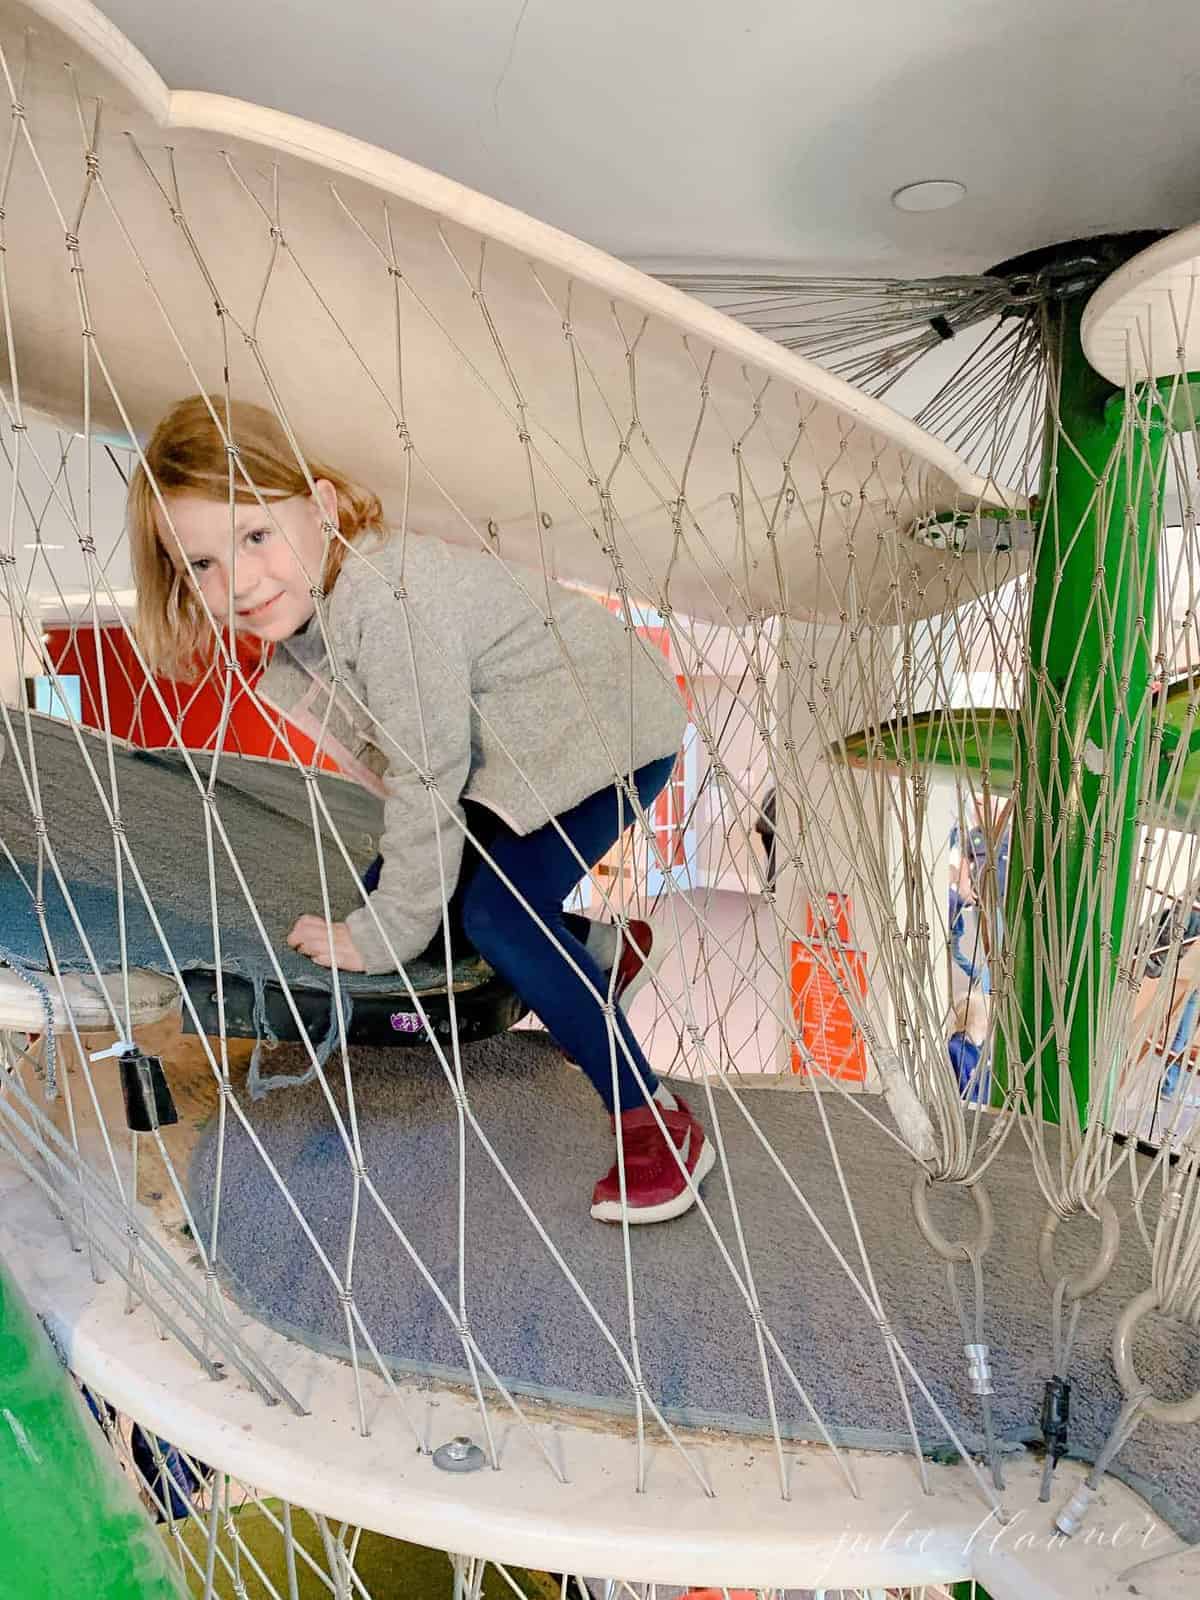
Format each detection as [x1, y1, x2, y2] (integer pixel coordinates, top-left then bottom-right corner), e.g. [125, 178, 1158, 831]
[365, 755, 675, 1114]
[949, 894, 991, 995]
[1161, 988, 1200, 1098]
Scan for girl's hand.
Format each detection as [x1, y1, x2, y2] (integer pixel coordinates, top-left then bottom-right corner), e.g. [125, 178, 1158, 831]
[287, 915, 367, 971]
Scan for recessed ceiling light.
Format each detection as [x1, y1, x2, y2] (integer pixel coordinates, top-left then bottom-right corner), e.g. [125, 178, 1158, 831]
[891, 179, 967, 214]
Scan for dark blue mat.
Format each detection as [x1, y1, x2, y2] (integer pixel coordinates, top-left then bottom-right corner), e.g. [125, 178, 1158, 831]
[0, 715, 488, 998]
[189, 1031, 1200, 1541]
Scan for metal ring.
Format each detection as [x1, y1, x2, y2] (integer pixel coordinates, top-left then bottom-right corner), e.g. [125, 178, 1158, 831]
[1112, 1288, 1200, 1425]
[910, 1173, 994, 1264]
[1038, 1197, 1121, 1301]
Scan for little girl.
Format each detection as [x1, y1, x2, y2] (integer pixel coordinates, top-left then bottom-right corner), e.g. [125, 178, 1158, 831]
[129, 396, 714, 1225]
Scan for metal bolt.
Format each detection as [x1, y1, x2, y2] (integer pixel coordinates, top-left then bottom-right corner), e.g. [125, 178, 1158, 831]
[965, 1342, 994, 1397]
[432, 1435, 486, 1473]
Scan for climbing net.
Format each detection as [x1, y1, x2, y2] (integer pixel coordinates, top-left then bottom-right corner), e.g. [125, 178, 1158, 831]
[0, 6, 1199, 1593]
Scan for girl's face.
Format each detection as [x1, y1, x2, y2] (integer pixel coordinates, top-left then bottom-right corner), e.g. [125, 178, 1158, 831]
[161, 482, 336, 643]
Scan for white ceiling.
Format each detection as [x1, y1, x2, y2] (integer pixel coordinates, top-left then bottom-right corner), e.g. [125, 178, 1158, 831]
[98, 0, 1200, 276]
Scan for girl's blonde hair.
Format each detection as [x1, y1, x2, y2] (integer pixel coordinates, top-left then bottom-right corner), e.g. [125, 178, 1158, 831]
[129, 395, 383, 680]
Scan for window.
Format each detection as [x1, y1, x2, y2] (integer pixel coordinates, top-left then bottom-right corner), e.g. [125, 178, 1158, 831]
[27, 674, 82, 722]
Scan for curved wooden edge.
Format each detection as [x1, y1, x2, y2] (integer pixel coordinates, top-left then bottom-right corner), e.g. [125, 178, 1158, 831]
[1082, 220, 1200, 385]
[25, 0, 1011, 514]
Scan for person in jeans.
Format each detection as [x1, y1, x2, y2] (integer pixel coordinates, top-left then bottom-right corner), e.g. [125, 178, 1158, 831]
[129, 395, 714, 1225]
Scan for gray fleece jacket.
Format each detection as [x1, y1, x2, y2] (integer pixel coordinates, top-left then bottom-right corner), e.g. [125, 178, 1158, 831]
[257, 532, 687, 972]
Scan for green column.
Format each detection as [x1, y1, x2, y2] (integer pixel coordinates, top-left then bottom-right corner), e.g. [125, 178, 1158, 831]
[995, 297, 1168, 1126]
[0, 1255, 187, 1599]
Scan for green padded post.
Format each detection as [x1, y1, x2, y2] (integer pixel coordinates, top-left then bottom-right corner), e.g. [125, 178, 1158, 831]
[996, 296, 1168, 1125]
[0, 1255, 187, 1599]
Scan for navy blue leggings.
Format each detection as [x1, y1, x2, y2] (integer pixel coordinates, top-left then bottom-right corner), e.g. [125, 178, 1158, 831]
[364, 756, 674, 1113]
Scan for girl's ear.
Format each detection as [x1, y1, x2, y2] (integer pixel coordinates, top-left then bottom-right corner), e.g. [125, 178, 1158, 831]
[312, 478, 339, 531]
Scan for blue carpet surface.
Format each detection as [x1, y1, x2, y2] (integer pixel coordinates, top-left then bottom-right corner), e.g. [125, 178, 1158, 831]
[189, 1031, 1200, 1540]
[0, 716, 488, 998]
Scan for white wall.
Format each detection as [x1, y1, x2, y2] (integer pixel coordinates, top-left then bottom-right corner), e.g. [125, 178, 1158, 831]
[0, 418, 135, 709]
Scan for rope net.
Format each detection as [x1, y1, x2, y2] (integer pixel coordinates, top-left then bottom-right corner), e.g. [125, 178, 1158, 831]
[0, 10, 1198, 1588]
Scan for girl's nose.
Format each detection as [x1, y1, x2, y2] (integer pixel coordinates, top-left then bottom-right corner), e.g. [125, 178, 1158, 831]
[231, 554, 263, 602]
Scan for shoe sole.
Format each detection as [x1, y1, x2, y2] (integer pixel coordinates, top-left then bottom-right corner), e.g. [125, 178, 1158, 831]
[590, 1133, 716, 1225]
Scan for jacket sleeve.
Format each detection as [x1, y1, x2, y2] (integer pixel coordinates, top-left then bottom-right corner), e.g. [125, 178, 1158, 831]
[343, 588, 474, 973]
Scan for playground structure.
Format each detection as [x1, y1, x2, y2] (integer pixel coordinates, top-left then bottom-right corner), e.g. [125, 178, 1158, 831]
[3, 4, 1200, 1597]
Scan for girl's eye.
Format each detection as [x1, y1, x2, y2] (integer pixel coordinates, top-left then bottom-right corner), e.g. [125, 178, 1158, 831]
[190, 558, 212, 575]
[246, 527, 269, 546]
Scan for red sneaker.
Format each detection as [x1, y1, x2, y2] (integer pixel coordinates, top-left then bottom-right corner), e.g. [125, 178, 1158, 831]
[590, 1095, 715, 1224]
[611, 918, 660, 1008]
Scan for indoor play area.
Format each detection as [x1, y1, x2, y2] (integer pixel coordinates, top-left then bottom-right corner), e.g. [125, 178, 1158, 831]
[3, 3, 1200, 1598]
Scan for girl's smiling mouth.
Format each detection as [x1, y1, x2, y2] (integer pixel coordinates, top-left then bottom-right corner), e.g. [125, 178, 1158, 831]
[238, 593, 282, 621]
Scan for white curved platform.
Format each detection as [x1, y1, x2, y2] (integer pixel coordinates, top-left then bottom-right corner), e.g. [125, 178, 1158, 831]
[0, 0, 1018, 626]
[1083, 222, 1200, 385]
[0, 1030, 1186, 1597]
[0, 1137, 1185, 1597]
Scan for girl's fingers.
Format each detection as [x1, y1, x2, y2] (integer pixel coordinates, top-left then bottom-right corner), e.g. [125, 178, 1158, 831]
[286, 915, 365, 972]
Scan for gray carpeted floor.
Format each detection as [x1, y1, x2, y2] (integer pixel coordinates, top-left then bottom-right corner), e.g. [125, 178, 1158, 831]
[0, 716, 486, 996]
[189, 1030, 1200, 1540]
